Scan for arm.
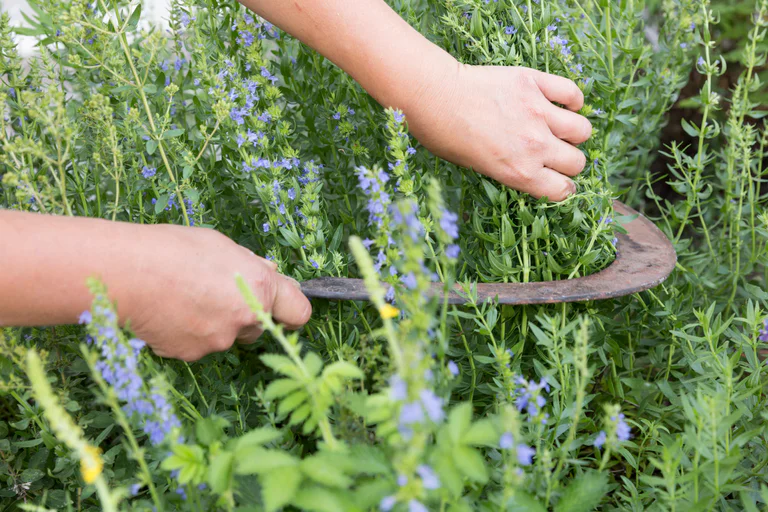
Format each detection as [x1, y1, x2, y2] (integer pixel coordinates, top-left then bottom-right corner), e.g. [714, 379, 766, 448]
[0, 210, 311, 361]
[240, 0, 593, 201]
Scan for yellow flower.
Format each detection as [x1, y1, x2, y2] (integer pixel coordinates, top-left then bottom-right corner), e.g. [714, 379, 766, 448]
[379, 304, 400, 320]
[80, 445, 104, 484]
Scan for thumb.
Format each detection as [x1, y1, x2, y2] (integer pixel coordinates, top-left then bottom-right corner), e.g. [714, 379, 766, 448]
[270, 273, 312, 330]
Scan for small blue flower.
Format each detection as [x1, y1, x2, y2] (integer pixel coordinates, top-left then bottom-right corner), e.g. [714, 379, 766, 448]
[616, 414, 631, 442]
[79, 311, 92, 325]
[759, 319, 768, 342]
[263, 223, 270, 233]
[593, 430, 607, 448]
[505, 25, 517, 35]
[408, 500, 428, 512]
[447, 360, 459, 376]
[416, 465, 440, 490]
[419, 389, 444, 423]
[499, 432, 514, 450]
[446, 244, 460, 259]
[517, 444, 535, 465]
[397, 474, 408, 486]
[379, 496, 397, 512]
[141, 166, 156, 179]
[390, 375, 408, 401]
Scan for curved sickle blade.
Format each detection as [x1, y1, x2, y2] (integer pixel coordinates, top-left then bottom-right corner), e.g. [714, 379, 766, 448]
[300, 201, 677, 305]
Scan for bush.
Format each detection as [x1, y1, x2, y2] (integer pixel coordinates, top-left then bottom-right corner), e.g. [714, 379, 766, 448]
[0, 0, 767, 510]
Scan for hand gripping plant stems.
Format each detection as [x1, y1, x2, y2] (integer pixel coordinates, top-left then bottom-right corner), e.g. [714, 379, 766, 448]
[301, 202, 676, 305]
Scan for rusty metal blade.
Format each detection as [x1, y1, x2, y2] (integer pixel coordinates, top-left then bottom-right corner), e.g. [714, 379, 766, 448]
[300, 201, 677, 305]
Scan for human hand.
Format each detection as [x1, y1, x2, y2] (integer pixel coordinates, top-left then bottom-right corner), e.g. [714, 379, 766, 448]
[404, 63, 592, 201]
[120, 224, 311, 361]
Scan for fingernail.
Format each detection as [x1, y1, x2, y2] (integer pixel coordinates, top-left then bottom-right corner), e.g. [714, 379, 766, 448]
[284, 275, 302, 290]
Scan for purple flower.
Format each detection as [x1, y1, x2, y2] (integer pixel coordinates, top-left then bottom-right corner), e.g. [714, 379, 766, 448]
[262, 223, 270, 233]
[409, 500, 428, 512]
[390, 375, 408, 401]
[402, 272, 418, 290]
[141, 166, 156, 179]
[380, 496, 397, 511]
[505, 26, 517, 35]
[499, 432, 514, 450]
[446, 244, 460, 259]
[517, 444, 535, 465]
[440, 210, 459, 240]
[447, 360, 459, 376]
[130, 483, 142, 496]
[79, 311, 92, 325]
[419, 389, 444, 423]
[594, 431, 607, 448]
[400, 401, 424, 425]
[416, 465, 440, 490]
[698, 56, 706, 67]
[616, 414, 631, 442]
[758, 319, 767, 342]
[393, 111, 405, 124]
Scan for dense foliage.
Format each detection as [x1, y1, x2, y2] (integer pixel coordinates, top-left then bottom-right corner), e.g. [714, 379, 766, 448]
[0, 0, 767, 510]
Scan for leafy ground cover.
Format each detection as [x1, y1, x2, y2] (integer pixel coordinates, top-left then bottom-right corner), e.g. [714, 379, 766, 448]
[0, 0, 767, 510]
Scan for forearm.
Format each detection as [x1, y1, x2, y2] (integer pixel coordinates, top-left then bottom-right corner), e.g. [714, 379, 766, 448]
[238, 0, 457, 116]
[0, 211, 146, 327]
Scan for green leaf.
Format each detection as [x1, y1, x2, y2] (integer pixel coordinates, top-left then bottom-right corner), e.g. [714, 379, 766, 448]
[160, 444, 207, 485]
[280, 227, 304, 249]
[452, 445, 487, 483]
[207, 451, 235, 495]
[448, 403, 472, 443]
[236, 427, 283, 450]
[322, 361, 364, 380]
[162, 128, 186, 139]
[125, 3, 142, 31]
[146, 139, 158, 155]
[277, 390, 309, 417]
[462, 419, 498, 447]
[553, 471, 608, 512]
[292, 485, 348, 512]
[235, 448, 297, 475]
[506, 492, 547, 512]
[264, 378, 303, 401]
[300, 456, 352, 488]
[20, 469, 44, 483]
[261, 354, 302, 379]
[195, 415, 229, 446]
[262, 466, 302, 512]
[304, 351, 324, 377]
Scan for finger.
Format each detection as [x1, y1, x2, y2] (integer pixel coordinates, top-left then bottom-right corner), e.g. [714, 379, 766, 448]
[495, 165, 576, 202]
[544, 138, 587, 177]
[271, 274, 312, 330]
[530, 70, 584, 111]
[545, 104, 592, 144]
[236, 324, 264, 345]
[238, 245, 278, 271]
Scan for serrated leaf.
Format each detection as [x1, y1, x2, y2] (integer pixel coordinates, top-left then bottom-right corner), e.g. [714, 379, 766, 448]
[322, 361, 364, 380]
[304, 351, 324, 377]
[277, 390, 308, 417]
[236, 427, 282, 450]
[300, 456, 352, 488]
[264, 378, 303, 401]
[207, 451, 234, 495]
[553, 471, 608, 512]
[262, 466, 302, 512]
[462, 419, 498, 446]
[452, 445, 487, 483]
[235, 448, 297, 475]
[261, 354, 302, 379]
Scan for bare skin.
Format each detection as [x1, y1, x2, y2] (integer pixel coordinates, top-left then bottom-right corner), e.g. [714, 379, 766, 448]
[0, 0, 591, 361]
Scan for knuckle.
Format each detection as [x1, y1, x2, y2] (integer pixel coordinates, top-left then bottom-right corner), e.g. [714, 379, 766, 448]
[525, 102, 546, 120]
[519, 133, 546, 154]
[212, 334, 234, 353]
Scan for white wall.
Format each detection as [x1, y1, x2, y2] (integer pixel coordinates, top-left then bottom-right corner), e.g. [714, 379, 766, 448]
[3, 0, 171, 58]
